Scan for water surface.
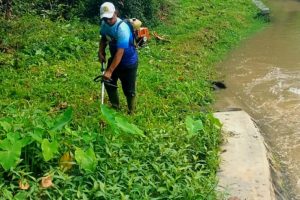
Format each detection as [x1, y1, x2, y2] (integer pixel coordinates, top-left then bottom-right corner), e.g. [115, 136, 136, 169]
[214, 0, 300, 199]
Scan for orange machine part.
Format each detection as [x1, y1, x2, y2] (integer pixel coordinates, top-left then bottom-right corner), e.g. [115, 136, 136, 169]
[136, 27, 150, 40]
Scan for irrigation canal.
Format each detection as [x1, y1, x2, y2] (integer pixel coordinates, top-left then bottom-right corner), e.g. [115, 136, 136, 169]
[213, 0, 300, 199]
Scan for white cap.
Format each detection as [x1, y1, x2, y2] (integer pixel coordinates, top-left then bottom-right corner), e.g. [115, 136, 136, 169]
[100, 2, 115, 19]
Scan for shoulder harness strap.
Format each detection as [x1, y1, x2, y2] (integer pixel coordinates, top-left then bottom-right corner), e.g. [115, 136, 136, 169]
[116, 20, 136, 47]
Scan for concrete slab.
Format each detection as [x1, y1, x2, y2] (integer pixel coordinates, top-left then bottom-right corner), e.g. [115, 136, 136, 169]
[214, 110, 275, 200]
[252, 0, 270, 15]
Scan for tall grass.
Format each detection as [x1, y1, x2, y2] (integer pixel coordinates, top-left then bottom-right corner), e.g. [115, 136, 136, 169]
[0, 0, 265, 199]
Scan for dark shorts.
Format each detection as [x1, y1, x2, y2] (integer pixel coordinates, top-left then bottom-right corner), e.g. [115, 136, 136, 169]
[106, 58, 138, 97]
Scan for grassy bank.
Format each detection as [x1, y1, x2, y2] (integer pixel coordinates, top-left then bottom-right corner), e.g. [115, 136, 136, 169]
[0, 0, 264, 199]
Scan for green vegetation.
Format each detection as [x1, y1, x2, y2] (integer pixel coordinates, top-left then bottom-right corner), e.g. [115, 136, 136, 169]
[0, 0, 265, 199]
[0, 0, 170, 25]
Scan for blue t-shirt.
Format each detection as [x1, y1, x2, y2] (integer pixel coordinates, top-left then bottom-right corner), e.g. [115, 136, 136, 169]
[100, 18, 138, 67]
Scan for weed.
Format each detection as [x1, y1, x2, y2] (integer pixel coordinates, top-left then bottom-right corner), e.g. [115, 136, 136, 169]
[0, 0, 265, 199]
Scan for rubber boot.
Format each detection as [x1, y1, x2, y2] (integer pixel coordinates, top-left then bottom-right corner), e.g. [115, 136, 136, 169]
[126, 95, 135, 114]
[106, 89, 120, 109]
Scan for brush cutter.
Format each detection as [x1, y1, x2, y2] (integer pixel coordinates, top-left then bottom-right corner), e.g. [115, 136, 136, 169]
[94, 62, 117, 105]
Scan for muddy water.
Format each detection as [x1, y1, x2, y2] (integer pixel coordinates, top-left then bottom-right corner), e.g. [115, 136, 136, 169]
[213, 0, 300, 199]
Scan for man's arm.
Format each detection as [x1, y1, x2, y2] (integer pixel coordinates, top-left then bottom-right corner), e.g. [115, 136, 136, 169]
[103, 48, 124, 80]
[102, 22, 128, 79]
[98, 36, 107, 63]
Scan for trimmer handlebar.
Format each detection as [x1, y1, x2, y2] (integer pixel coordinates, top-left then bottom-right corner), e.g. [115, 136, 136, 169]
[93, 75, 118, 88]
[94, 62, 118, 87]
[94, 62, 118, 105]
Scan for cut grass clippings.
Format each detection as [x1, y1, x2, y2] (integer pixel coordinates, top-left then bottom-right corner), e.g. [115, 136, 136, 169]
[0, 0, 265, 199]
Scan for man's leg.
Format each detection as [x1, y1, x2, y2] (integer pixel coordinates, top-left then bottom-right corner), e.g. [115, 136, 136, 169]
[126, 95, 135, 114]
[119, 67, 137, 114]
[105, 59, 120, 109]
[105, 83, 119, 109]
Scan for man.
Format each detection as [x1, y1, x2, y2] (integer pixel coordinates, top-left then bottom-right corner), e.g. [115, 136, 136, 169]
[98, 2, 138, 114]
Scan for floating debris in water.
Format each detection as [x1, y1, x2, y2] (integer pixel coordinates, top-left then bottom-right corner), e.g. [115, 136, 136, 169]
[288, 87, 300, 95]
[212, 81, 227, 90]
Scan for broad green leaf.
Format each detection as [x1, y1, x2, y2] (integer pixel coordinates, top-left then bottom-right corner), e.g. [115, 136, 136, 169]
[75, 147, 97, 172]
[28, 128, 44, 143]
[101, 105, 144, 136]
[41, 139, 59, 161]
[0, 138, 22, 171]
[14, 191, 28, 200]
[6, 132, 21, 142]
[185, 116, 204, 137]
[115, 117, 145, 137]
[0, 138, 11, 150]
[5, 132, 30, 147]
[0, 121, 12, 132]
[101, 105, 116, 125]
[2, 189, 13, 199]
[17, 137, 32, 147]
[100, 105, 119, 134]
[50, 107, 73, 131]
[207, 113, 222, 129]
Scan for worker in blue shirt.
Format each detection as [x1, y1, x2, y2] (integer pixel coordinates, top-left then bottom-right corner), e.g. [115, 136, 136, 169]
[98, 2, 138, 114]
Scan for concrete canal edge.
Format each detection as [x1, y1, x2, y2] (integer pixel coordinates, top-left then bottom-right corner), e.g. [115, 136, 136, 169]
[252, 0, 270, 16]
[214, 110, 276, 200]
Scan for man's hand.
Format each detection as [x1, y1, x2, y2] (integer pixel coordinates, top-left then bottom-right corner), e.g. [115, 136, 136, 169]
[103, 68, 112, 80]
[101, 48, 124, 80]
[98, 51, 106, 63]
